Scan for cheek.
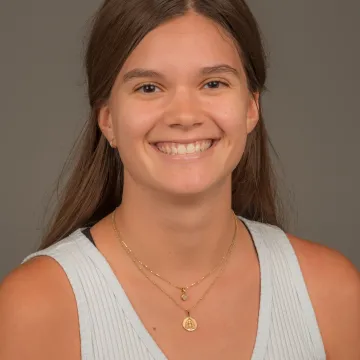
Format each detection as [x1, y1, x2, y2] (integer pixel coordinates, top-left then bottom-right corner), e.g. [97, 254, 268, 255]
[207, 98, 248, 136]
[113, 101, 156, 145]
[207, 99, 249, 165]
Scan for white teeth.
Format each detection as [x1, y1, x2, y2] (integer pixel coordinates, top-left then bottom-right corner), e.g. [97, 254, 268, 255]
[187, 144, 195, 153]
[156, 140, 213, 155]
[177, 145, 186, 155]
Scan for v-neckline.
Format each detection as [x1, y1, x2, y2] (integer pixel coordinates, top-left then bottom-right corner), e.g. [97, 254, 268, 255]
[77, 216, 272, 360]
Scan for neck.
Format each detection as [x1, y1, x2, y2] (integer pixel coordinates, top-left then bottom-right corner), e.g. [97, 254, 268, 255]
[114, 176, 240, 283]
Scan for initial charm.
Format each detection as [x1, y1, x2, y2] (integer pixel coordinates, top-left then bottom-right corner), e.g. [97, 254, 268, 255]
[180, 288, 188, 301]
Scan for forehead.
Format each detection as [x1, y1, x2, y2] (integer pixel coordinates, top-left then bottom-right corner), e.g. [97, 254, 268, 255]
[119, 12, 243, 75]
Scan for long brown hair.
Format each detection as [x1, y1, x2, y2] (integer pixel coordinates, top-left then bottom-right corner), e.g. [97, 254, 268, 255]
[39, 0, 285, 250]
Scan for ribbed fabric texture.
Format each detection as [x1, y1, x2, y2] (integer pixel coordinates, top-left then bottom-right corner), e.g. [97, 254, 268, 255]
[22, 217, 326, 360]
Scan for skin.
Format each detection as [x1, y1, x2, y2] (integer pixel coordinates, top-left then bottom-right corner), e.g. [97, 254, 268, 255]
[0, 11, 359, 360]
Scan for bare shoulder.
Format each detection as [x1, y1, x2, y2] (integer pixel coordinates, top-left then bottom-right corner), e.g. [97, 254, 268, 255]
[287, 234, 360, 359]
[0, 256, 80, 360]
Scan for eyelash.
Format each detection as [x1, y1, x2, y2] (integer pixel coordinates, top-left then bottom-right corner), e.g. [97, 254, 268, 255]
[134, 80, 230, 94]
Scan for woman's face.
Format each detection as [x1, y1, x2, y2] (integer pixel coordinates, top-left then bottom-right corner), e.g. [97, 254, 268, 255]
[99, 11, 259, 197]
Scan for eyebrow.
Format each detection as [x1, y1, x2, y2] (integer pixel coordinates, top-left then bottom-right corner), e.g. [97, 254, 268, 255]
[121, 64, 240, 84]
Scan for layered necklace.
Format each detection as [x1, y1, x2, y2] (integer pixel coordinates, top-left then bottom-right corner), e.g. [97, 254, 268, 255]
[111, 209, 238, 332]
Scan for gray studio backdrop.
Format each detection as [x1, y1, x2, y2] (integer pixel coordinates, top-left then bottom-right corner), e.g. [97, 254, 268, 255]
[1, 0, 359, 281]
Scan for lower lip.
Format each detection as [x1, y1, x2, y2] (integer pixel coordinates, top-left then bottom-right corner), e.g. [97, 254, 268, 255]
[150, 140, 219, 161]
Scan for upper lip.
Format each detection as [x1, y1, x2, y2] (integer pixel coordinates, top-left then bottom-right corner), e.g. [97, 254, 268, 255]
[151, 138, 219, 145]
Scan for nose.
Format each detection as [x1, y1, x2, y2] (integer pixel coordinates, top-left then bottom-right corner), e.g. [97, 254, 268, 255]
[163, 89, 204, 130]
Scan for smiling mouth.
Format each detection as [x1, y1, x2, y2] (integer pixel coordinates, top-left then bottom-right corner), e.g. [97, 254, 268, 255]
[152, 139, 217, 155]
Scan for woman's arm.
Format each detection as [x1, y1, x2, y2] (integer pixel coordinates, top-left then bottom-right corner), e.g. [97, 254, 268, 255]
[288, 234, 360, 359]
[0, 257, 81, 360]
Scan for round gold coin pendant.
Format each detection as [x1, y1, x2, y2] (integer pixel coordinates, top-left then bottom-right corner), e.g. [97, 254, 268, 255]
[182, 315, 198, 332]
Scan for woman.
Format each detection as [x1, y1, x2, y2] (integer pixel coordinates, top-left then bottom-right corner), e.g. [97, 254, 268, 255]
[0, 0, 359, 359]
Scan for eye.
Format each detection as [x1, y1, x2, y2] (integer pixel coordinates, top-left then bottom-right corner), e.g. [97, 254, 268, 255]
[135, 83, 161, 94]
[134, 80, 229, 94]
[203, 80, 229, 89]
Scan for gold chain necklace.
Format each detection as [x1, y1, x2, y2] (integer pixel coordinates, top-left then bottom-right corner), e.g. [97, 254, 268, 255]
[111, 209, 238, 331]
[111, 210, 237, 302]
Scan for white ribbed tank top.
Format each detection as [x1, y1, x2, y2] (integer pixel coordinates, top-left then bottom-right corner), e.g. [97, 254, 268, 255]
[22, 217, 326, 360]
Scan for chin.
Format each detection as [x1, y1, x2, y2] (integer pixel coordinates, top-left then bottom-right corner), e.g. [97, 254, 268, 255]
[154, 176, 221, 198]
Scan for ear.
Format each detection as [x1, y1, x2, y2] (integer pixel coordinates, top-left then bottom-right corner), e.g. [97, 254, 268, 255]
[98, 103, 116, 146]
[246, 92, 260, 134]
